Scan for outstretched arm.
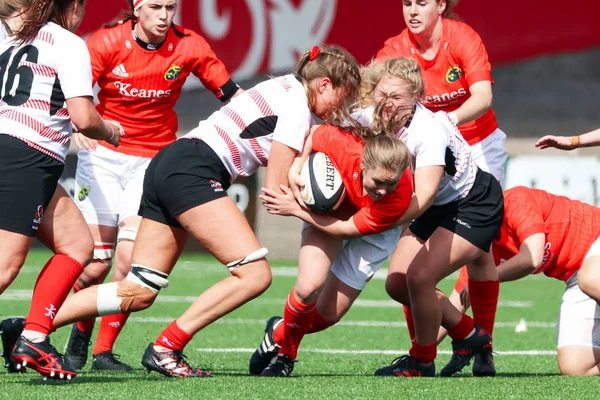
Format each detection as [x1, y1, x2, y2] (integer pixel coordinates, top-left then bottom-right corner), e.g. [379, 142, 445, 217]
[536, 128, 600, 151]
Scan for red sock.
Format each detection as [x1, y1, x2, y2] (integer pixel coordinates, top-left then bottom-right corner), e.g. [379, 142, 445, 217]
[447, 313, 475, 341]
[73, 283, 95, 333]
[279, 290, 315, 360]
[409, 341, 437, 363]
[403, 305, 416, 342]
[93, 312, 130, 355]
[454, 266, 469, 294]
[272, 307, 332, 346]
[469, 279, 499, 337]
[154, 321, 192, 352]
[306, 308, 332, 334]
[25, 255, 83, 335]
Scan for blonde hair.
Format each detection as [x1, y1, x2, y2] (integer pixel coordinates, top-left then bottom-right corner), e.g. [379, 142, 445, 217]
[362, 135, 410, 177]
[0, 0, 85, 43]
[295, 45, 361, 126]
[358, 57, 424, 135]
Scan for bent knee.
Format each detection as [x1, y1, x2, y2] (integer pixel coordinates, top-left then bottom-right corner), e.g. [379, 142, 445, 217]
[294, 281, 323, 303]
[236, 261, 272, 296]
[385, 274, 409, 304]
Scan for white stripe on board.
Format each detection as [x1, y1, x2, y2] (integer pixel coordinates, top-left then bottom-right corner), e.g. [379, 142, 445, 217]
[0, 290, 533, 308]
[195, 347, 557, 356]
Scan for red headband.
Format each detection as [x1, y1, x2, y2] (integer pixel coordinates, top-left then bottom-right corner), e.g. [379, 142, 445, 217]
[309, 46, 320, 61]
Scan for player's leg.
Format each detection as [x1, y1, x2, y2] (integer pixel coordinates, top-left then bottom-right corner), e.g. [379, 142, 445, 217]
[437, 267, 469, 343]
[556, 271, 600, 376]
[92, 157, 149, 370]
[142, 196, 272, 378]
[11, 185, 94, 379]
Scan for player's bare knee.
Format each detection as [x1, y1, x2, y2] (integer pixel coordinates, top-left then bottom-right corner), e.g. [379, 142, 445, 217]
[237, 261, 272, 296]
[294, 282, 321, 303]
[385, 274, 409, 304]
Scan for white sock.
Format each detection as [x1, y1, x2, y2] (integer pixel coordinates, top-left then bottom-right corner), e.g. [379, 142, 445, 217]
[21, 330, 46, 343]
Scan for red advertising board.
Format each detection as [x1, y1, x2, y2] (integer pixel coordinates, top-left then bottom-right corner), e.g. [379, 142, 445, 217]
[80, 0, 600, 79]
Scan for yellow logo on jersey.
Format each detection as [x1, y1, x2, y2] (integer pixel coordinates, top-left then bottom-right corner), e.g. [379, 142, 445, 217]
[164, 65, 182, 81]
[446, 66, 462, 83]
[77, 186, 91, 202]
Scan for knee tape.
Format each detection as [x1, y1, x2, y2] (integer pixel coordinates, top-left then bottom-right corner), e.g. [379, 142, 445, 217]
[226, 247, 269, 272]
[93, 242, 114, 267]
[117, 227, 138, 243]
[96, 265, 169, 315]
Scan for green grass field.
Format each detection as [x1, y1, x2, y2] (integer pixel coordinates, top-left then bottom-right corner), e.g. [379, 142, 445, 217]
[0, 249, 596, 399]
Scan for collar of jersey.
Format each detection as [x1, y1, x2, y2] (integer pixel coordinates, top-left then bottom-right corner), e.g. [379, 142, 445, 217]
[131, 23, 166, 51]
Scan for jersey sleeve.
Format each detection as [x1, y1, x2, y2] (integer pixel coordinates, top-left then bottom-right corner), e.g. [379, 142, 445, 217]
[353, 169, 414, 235]
[189, 32, 237, 102]
[55, 33, 94, 99]
[312, 125, 340, 154]
[451, 24, 493, 87]
[85, 29, 110, 87]
[271, 95, 312, 153]
[413, 116, 449, 169]
[505, 188, 546, 242]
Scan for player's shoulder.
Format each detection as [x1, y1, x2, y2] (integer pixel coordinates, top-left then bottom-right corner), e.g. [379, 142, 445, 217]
[504, 186, 539, 205]
[87, 20, 128, 49]
[42, 22, 86, 51]
[444, 19, 482, 42]
[381, 29, 413, 56]
[410, 103, 439, 130]
[171, 24, 209, 47]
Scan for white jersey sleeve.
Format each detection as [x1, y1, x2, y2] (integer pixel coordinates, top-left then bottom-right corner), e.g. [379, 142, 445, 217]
[54, 29, 93, 100]
[271, 90, 311, 153]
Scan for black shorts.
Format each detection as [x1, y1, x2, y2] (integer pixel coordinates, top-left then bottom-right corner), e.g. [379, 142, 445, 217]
[139, 138, 231, 229]
[0, 135, 64, 236]
[409, 169, 504, 252]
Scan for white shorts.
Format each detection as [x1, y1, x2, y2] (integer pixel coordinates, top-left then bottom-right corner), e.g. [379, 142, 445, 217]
[330, 227, 402, 290]
[75, 145, 151, 227]
[557, 238, 600, 348]
[470, 128, 508, 187]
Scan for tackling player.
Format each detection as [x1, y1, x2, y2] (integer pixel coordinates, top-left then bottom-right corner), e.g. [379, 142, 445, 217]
[63, 0, 242, 372]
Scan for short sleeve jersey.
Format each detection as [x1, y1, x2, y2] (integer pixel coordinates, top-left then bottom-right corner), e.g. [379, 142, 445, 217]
[0, 23, 93, 162]
[377, 19, 498, 145]
[88, 20, 234, 157]
[493, 187, 600, 281]
[311, 125, 414, 235]
[183, 74, 311, 182]
[353, 103, 476, 205]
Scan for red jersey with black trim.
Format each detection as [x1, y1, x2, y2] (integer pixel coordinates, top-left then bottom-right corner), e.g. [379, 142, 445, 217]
[377, 19, 498, 145]
[312, 125, 414, 235]
[88, 20, 234, 157]
[493, 186, 600, 281]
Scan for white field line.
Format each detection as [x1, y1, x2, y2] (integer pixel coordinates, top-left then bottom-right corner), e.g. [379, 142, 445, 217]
[195, 347, 557, 356]
[125, 317, 556, 329]
[0, 290, 533, 308]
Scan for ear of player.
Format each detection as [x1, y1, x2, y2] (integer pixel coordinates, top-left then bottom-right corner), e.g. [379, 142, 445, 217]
[300, 152, 346, 212]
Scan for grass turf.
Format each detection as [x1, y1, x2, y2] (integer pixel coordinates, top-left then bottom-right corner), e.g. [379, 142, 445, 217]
[1, 249, 595, 399]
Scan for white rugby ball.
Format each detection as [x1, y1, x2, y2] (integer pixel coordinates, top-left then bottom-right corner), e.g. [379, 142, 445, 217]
[300, 152, 346, 212]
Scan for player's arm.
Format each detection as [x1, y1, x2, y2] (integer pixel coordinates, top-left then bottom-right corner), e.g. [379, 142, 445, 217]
[67, 97, 122, 146]
[260, 185, 363, 238]
[449, 80, 493, 126]
[264, 141, 298, 193]
[536, 128, 600, 151]
[394, 165, 443, 226]
[496, 233, 546, 282]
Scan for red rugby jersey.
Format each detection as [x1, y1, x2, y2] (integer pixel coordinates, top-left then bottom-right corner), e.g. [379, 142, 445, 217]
[312, 125, 414, 235]
[377, 19, 498, 145]
[88, 20, 235, 157]
[493, 187, 600, 281]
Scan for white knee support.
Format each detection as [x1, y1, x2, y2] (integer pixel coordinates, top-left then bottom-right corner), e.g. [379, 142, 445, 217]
[226, 247, 269, 272]
[96, 265, 169, 316]
[93, 242, 114, 267]
[117, 227, 138, 243]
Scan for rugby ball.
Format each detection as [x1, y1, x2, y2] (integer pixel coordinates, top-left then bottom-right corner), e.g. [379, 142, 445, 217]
[300, 152, 346, 212]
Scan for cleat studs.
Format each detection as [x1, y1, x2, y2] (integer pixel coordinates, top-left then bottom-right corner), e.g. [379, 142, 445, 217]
[50, 371, 55, 377]
[43, 377, 47, 381]
[22, 360, 27, 366]
[59, 373, 64, 379]
[67, 375, 72, 380]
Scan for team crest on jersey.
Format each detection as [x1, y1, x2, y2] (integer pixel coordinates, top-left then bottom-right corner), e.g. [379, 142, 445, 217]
[78, 186, 91, 201]
[446, 66, 462, 83]
[164, 65, 182, 81]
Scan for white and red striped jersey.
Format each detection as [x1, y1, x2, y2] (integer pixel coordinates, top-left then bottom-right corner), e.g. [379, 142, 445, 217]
[0, 23, 93, 162]
[353, 103, 476, 205]
[183, 74, 311, 181]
